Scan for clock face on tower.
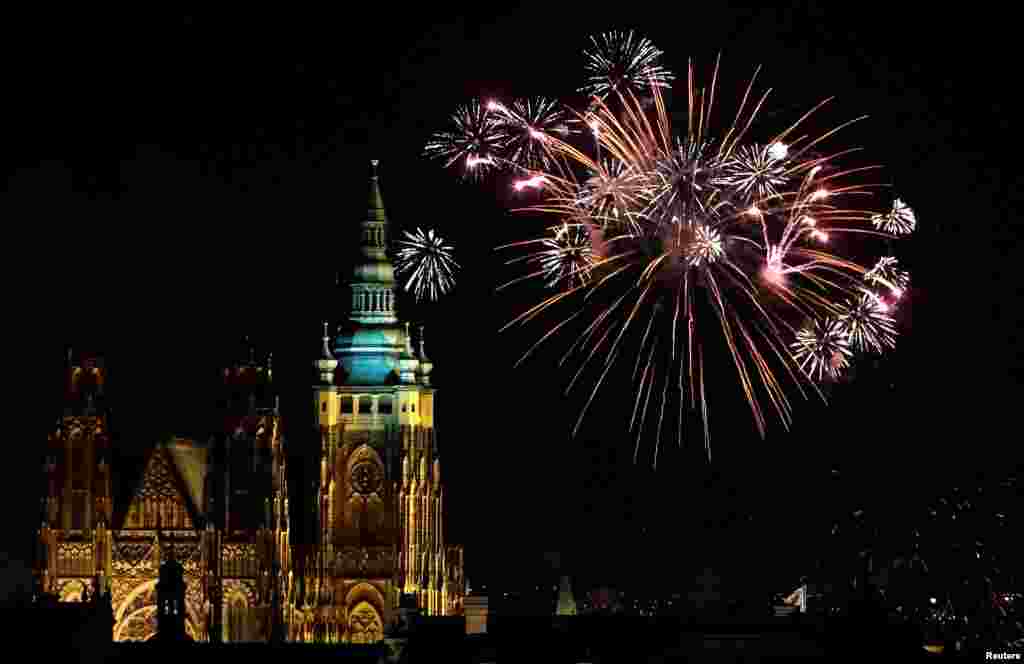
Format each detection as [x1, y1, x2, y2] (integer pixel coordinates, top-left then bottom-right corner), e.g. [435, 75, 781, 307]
[351, 461, 382, 494]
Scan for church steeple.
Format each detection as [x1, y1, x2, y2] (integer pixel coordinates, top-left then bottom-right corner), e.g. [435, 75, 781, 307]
[349, 160, 397, 325]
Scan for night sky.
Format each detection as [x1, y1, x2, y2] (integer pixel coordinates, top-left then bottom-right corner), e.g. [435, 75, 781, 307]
[8, 6, 1020, 595]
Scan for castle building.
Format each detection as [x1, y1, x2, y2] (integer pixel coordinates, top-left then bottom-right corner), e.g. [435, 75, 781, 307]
[32, 163, 463, 644]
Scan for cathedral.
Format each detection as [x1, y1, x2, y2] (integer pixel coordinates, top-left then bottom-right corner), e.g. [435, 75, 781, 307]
[33, 164, 465, 643]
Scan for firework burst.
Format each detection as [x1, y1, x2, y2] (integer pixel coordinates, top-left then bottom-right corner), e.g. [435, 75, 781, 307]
[495, 57, 916, 464]
[423, 99, 506, 180]
[539, 222, 595, 288]
[791, 317, 852, 382]
[837, 292, 897, 354]
[864, 256, 910, 296]
[580, 30, 675, 101]
[872, 198, 917, 235]
[489, 97, 578, 171]
[712, 143, 792, 202]
[395, 228, 459, 302]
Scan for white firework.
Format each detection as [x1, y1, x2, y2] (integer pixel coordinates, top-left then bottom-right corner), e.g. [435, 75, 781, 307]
[871, 198, 917, 235]
[864, 256, 910, 296]
[791, 317, 852, 381]
[395, 228, 459, 302]
[838, 292, 897, 354]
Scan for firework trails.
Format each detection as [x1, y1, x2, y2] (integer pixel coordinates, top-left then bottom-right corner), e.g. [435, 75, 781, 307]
[395, 228, 459, 302]
[427, 38, 916, 463]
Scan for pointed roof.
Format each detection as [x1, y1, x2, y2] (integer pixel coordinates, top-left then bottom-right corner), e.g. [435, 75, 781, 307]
[113, 442, 204, 530]
[368, 159, 387, 223]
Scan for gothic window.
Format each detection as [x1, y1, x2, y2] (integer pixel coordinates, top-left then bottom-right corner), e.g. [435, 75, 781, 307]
[402, 404, 407, 413]
[411, 403, 415, 413]
[384, 291, 390, 311]
[341, 397, 353, 415]
[362, 293, 369, 311]
[378, 397, 392, 415]
[358, 397, 373, 415]
[322, 401, 327, 413]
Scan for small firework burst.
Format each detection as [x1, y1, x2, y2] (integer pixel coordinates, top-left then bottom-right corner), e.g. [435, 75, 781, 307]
[713, 143, 791, 202]
[423, 99, 506, 180]
[791, 317, 852, 381]
[864, 256, 910, 296]
[837, 292, 897, 354]
[579, 30, 675, 101]
[686, 223, 723, 267]
[580, 158, 646, 234]
[490, 97, 577, 171]
[540, 222, 595, 288]
[395, 228, 459, 302]
[871, 198, 917, 235]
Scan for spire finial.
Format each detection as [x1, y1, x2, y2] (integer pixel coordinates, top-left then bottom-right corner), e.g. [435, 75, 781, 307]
[323, 320, 329, 339]
[371, 159, 379, 179]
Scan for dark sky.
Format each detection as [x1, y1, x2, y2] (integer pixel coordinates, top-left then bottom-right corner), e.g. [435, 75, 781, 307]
[7, 5, 1020, 592]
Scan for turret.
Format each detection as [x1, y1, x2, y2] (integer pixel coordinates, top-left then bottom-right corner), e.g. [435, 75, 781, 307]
[315, 321, 339, 385]
[416, 325, 434, 386]
[399, 323, 419, 384]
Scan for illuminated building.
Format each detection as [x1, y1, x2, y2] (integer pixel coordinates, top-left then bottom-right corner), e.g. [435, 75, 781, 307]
[295, 161, 464, 642]
[32, 164, 464, 644]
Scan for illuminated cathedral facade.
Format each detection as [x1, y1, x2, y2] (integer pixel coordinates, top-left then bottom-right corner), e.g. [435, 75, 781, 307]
[32, 164, 464, 643]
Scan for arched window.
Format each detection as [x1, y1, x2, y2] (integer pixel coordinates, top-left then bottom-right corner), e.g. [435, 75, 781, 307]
[362, 293, 369, 311]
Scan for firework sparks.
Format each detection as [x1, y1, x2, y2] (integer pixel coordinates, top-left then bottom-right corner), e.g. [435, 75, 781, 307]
[395, 228, 459, 302]
[491, 97, 578, 171]
[423, 99, 506, 180]
[434, 50, 918, 461]
[872, 198, 917, 235]
[791, 317, 852, 381]
[864, 256, 910, 296]
[579, 30, 675, 101]
[713, 143, 792, 202]
[838, 292, 897, 354]
[540, 223, 595, 288]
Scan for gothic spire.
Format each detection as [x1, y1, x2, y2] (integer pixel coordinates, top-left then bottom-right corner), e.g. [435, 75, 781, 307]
[347, 161, 397, 325]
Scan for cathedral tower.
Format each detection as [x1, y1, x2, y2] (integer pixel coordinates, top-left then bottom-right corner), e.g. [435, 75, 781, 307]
[206, 338, 290, 643]
[37, 348, 114, 601]
[299, 161, 462, 644]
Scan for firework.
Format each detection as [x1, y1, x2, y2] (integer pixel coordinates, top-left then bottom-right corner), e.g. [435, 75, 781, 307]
[712, 143, 792, 202]
[494, 57, 915, 462]
[871, 198, 917, 235]
[864, 256, 910, 296]
[837, 292, 897, 354]
[791, 318, 852, 381]
[579, 31, 675, 101]
[540, 222, 595, 288]
[489, 97, 578, 171]
[423, 99, 506, 180]
[395, 228, 459, 302]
